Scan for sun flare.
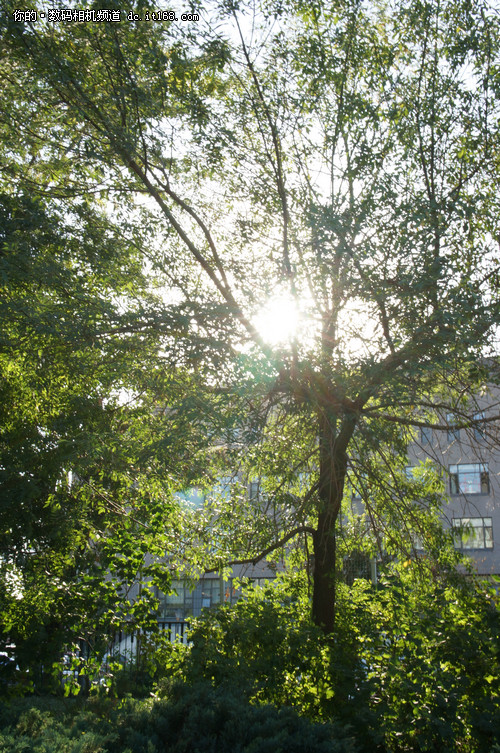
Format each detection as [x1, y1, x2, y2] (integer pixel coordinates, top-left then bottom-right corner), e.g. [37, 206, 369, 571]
[254, 295, 300, 346]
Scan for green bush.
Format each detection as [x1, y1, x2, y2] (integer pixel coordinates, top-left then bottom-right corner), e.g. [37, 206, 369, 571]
[2, 569, 498, 752]
[148, 683, 358, 753]
[164, 575, 380, 749]
[160, 570, 500, 753]
[0, 686, 358, 753]
[354, 570, 500, 752]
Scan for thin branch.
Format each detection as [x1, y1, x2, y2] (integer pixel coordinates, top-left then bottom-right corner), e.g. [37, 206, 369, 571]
[371, 413, 500, 431]
[203, 525, 316, 573]
[80, 477, 150, 529]
[151, 161, 231, 290]
[233, 11, 292, 284]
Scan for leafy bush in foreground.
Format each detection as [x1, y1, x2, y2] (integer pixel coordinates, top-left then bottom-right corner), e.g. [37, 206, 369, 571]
[2, 569, 499, 752]
[160, 570, 500, 753]
[0, 685, 358, 753]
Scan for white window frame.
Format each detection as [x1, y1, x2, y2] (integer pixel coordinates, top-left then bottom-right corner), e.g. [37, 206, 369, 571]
[452, 517, 493, 550]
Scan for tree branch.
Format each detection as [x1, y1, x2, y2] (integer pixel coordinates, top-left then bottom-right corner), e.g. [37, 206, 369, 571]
[203, 525, 315, 573]
[370, 413, 500, 431]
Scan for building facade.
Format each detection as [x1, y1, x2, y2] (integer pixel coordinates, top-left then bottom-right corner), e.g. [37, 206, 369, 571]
[407, 386, 500, 575]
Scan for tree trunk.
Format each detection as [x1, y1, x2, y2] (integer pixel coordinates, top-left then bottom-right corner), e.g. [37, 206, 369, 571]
[311, 407, 352, 634]
[312, 508, 338, 634]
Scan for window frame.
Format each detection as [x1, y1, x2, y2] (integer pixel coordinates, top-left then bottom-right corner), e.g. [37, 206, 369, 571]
[420, 425, 432, 445]
[474, 411, 486, 441]
[452, 517, 493, 550]
[449, 463, 489, 495]
[446, 413, 460, 442]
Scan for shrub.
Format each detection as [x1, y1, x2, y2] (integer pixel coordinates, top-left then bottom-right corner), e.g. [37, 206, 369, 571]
[0, 686, 359, 753]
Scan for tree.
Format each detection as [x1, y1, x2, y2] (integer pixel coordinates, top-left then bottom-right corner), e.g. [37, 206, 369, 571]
[0, 75, 238, 680]
[2, 0, 500, 635]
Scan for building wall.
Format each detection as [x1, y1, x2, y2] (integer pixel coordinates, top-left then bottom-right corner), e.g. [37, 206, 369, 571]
[408, 386, 500, 575]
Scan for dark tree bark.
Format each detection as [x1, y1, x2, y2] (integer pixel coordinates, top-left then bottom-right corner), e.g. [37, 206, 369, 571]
[312, 405, 356, 633]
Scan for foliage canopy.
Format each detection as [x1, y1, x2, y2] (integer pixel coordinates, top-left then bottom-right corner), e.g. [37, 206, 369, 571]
[1, 0, 500, 661]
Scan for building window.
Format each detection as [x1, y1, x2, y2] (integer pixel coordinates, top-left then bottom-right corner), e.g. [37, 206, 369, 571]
[474, 411, 485, 441]
[159, 579, 190, 620]
[249, 481, 260, 501]
[197, 579, 223, 611]
[452, 517, 493, 549]
[420, 426, 432, 445]
[449, 464, 489, 495]
[343, 552, 373, 586]
[447, 413, 460, 441]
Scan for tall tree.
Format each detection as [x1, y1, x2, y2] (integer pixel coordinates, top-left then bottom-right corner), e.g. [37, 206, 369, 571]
[3, 0, 500, 634]
[0, 59, 237, 676]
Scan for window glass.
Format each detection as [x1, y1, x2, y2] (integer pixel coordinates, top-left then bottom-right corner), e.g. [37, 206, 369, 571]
[160, 579, 190, 620]
[159, 576, 275, 620]
[420, 426, 432, 444]
[249, 481, 260, 500]
[449, 464, 489, 495]
[452, 517, 493, 549]
[474, 411, 485, 441]
[447, 413, 460, 441]
[484, 524, 494, 548]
